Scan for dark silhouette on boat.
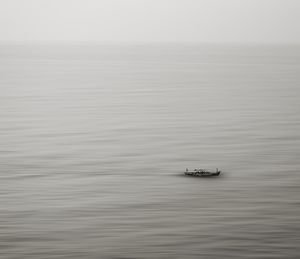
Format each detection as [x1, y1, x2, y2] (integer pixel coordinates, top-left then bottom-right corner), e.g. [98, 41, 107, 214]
[184, 168, 221, 177]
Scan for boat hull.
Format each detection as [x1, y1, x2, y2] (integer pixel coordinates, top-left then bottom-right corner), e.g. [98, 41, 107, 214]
[184, 170, 221, 177]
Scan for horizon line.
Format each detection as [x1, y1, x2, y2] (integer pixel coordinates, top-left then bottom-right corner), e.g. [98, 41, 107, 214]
[1, 40, 300, 47]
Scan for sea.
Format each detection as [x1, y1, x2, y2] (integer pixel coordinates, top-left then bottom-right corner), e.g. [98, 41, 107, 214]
[0, 44, 300, 258]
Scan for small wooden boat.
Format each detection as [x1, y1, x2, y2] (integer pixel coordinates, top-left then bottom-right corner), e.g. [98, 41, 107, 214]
[184, 168, 221, 177]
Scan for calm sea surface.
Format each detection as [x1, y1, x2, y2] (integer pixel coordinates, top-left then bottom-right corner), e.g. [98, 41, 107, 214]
[0, 44, 300, 258]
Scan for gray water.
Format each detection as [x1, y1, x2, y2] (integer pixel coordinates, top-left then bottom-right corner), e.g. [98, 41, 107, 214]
[1, 44, 300, 259]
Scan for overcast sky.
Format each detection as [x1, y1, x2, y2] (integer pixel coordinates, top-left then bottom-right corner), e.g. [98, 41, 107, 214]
[0, 0, 299, 44]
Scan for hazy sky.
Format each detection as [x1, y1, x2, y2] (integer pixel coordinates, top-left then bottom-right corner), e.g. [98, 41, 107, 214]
[0, 0, 299, 43]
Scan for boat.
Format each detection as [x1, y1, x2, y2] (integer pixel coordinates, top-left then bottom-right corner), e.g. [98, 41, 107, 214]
[184, 168, 221, 177]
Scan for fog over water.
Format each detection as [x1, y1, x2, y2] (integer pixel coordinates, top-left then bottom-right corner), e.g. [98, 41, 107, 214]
[0, 44, 300, 258]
